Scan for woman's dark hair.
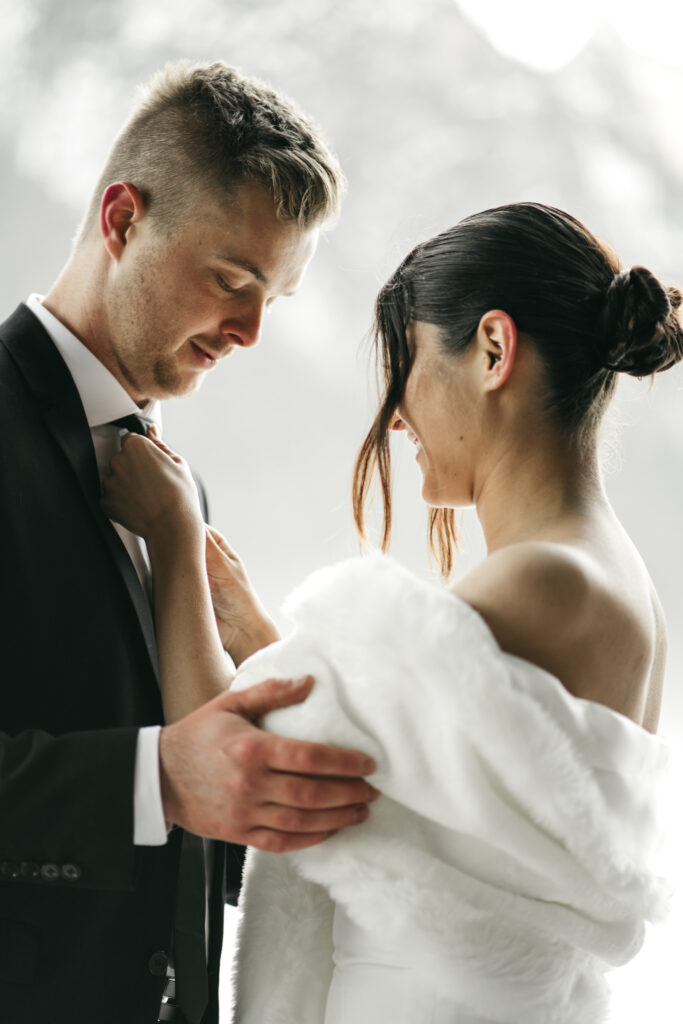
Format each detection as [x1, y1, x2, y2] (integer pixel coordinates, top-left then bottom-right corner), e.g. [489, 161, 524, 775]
[352, 202, 683, 576]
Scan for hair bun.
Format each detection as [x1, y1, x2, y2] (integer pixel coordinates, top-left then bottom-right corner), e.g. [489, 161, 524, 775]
[598, 265, 683, 376]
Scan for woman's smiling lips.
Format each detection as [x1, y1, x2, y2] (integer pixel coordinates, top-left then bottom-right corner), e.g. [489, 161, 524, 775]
[406, 431, 423, 460]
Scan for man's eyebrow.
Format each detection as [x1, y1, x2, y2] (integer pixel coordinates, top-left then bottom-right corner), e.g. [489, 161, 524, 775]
[216, 254, 298, 297]
[216, 255, 267, 286]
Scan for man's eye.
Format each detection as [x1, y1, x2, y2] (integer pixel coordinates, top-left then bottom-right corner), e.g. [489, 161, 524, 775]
[216, 274, 237, 293]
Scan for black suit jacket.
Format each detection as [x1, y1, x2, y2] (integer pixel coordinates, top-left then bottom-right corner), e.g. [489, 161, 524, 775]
[0, 304, 244, 1024]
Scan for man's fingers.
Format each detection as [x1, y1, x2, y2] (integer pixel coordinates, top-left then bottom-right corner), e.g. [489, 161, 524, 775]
[254, 801, 369, 835]
[212, 676, 378, 784]
[262, 770, 380, 810]
[265, 733, 377, 778]
[218, 676, 314, 720]
[245, 827, 338, 854]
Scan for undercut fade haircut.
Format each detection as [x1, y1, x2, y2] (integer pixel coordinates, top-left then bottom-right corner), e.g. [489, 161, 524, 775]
[77, 60, 344, 243]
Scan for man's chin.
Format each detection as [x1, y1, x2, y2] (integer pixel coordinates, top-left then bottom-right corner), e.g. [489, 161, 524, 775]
[148, 369, 208, 400]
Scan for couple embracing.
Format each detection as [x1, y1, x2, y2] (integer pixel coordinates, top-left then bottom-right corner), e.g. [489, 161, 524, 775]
[0, 59, 678, 1024]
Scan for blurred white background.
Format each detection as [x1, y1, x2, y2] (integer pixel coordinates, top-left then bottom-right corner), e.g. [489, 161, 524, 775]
[2, 0, 682, 1019]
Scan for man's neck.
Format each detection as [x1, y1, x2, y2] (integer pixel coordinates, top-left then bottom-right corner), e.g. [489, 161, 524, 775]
[42, 252, 150, 410]
[43, 250, 104, 362]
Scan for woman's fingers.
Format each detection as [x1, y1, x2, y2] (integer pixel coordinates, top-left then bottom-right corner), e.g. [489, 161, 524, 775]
[117, 431, 178, 470]
[100, 429, 203, 538]
[206, 525, 240, 560]
[206, 527, 228, 558]
[146, 425, 184, 464]
[126, 425, 183, 464]
[119, 430, 155, 451]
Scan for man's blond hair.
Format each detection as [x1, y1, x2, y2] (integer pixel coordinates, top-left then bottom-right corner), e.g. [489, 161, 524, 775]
[77, 60, 344, 242]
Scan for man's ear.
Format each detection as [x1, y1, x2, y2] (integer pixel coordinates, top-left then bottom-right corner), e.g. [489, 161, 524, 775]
[99, 182, 146, 261]
[476, 310, 518, 392]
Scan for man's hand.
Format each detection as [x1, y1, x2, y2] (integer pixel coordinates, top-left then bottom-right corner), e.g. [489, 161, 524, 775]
[159, 675, 380, 852]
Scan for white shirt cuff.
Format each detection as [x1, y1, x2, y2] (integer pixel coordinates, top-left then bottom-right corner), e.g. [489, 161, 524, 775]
[133, 725, 168, 846]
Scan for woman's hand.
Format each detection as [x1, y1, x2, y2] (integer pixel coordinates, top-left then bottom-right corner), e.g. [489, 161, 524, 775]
[101, 428, 204, 548]
[206, 526, 280, 666]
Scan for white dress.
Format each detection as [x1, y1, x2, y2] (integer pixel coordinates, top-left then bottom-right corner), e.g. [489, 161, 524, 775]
[229, 555, 671, 1024]
[324, 905, 498, 1023]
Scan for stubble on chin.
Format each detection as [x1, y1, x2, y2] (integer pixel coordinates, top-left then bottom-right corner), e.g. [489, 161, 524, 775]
[151, 353, 205, 399]
[114, 341, 200, 401]
[151, 355, 185, 396]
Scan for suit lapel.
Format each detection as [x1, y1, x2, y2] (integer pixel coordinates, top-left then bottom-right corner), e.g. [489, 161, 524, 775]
[0, 304, 160, 681]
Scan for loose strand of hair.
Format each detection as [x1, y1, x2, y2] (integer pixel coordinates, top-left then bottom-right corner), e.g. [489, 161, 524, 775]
[352, 416, 394, 551]
[429, 508, 459, 578]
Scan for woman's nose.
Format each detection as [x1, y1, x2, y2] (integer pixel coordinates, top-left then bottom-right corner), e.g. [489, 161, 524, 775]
[390, 414, 406, 432]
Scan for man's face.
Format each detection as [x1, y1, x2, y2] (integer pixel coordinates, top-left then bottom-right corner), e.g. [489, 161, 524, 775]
[102, 182, 319, 402]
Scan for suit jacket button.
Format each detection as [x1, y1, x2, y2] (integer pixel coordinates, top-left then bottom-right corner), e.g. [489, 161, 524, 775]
[40, 863, 60, 882]
[148, 950, 169, 976]
[20, 861, 40, 880]
[61, 863, 81, 882]
[1, 860, 20, 879]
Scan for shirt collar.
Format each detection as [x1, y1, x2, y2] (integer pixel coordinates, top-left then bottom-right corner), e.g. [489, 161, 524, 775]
[26, 294, 162, 430]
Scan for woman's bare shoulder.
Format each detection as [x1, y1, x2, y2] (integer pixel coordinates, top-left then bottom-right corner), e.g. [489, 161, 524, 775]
[452, 541, 600, 647]
[451, 541, 654, 714]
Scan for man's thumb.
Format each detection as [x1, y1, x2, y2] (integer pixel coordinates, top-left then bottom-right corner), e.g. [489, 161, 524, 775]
[215, 675, 314, 721]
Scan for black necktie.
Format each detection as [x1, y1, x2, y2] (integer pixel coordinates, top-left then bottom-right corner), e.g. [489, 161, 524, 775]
[109, 414, 155, 436]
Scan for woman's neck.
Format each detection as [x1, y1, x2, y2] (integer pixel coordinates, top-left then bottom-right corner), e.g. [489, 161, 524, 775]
[473, 434, 608, 554]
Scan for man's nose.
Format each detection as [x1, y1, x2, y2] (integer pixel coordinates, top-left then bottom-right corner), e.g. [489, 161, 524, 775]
[220, 297, 265, 349]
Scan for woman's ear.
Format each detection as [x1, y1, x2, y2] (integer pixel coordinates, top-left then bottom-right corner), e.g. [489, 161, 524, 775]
[99, 182, 146, 262]
[476, 310, 518, 392]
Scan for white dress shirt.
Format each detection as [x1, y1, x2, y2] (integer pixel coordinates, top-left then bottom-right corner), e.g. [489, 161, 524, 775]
[26, 294, 168, 847]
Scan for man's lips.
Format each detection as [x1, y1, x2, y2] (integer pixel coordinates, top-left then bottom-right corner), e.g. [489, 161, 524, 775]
[189, 340, 232, 369]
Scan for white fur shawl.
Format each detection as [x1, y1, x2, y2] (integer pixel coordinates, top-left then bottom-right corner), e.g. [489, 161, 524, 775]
[228, 555, 671, 1024]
